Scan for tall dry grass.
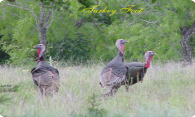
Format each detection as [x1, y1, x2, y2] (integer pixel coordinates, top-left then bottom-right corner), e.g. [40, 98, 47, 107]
[0, 61, 195, 117]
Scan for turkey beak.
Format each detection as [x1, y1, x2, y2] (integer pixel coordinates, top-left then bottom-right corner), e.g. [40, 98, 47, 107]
[153, 52, 157, 55]
[122, 40, 129, 44]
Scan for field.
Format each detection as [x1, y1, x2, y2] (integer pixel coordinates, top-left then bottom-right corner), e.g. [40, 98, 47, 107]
[0, 61, 195, 117]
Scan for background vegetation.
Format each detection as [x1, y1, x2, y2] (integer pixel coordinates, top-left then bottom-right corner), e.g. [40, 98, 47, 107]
[0, 0, 195, 64]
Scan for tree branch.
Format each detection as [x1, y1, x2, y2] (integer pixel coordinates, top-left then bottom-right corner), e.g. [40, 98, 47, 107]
[39, 2, 45, 29]
[139, 15, 165, 24]
[44, 2, 53, 29]
[27, 29, 36, 40]
[7, 3, 39, 29]
[47, 8, 53, 29]
[92, 21, 108, 47]
[156, 1, 162, 7]
[183, 20, 195, 41]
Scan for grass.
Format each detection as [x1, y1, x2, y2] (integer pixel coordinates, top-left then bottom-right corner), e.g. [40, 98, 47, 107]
[0, 61, 195, 117]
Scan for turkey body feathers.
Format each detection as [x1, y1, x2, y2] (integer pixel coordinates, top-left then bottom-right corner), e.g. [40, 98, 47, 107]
[100, 63, 127, 86]
[31, 61, 60, 94]
[125, 62, 147, 85]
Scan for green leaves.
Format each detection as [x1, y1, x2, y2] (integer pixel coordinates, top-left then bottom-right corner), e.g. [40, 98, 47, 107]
[1, 0, 195, 64]
[152, 0, 156, 3]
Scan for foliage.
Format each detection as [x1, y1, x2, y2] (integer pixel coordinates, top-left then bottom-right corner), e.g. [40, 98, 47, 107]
[0, 0, 195, 64]
[72, 93, 108, 117]
[86, 93, 107, 117]
[0, 34, 10, 64]
[48, 36, 91, 61]
[0, 95, 11, 104]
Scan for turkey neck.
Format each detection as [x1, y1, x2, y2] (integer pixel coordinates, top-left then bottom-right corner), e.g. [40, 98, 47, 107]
[111, 51, 124, 63]
[37, 55, 45, 63]
[39, 56, 45, 61]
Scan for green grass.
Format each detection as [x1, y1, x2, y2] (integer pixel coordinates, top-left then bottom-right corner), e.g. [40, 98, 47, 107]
[0, 61, 195, 117]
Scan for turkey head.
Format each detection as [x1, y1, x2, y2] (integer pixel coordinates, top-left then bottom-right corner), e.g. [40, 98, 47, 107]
[144, 51, 157, 68]
[115, 39, 128, 55]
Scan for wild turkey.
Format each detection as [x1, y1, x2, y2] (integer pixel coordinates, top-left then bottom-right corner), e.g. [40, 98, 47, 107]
[100, 39, 128, 97]
[125, 51, 156, 91]
[31, 44, 60, 95]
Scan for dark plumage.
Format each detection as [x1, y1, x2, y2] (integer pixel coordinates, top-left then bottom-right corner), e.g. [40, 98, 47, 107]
[125, 51, 156, 91]
[31, 44, 60, 95]
[100, 39, 128, 97]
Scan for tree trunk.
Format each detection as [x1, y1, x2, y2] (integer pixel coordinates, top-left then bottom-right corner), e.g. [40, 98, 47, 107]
[180, 20, 195, 65]
[40, 27, 47, 60]
[39, 2, 53, 60]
